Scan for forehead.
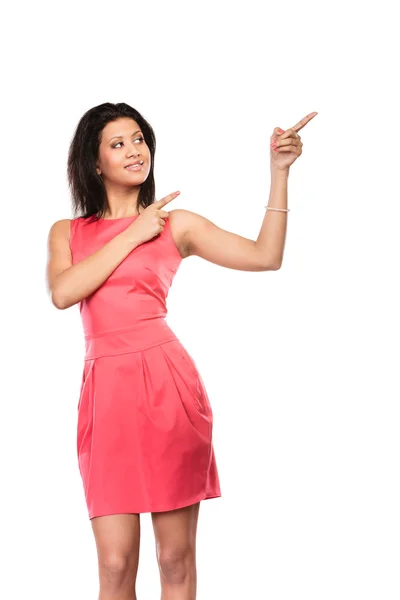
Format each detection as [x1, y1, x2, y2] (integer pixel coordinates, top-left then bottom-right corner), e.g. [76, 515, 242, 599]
[102, 118, 141, 141]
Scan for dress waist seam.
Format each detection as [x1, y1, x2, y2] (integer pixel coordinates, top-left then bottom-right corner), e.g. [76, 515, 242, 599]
[84, 336, 178, 361]
[84, 319, 167, 340]
[83, 319, 179, 360]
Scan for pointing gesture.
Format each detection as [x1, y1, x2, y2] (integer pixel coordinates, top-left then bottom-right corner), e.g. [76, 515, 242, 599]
[128, 190, 181, 245]
[270, 111, 318, 171]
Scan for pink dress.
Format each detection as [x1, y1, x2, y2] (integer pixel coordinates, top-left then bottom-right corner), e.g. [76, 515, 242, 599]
[69, 215, 221, 519]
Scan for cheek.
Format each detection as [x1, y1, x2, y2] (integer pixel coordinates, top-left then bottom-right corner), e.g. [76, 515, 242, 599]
[102, 150, 121, 170]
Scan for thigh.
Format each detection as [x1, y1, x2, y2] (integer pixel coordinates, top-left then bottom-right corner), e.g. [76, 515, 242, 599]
[91, 514, 141, 572]
[151, 503, 200, 553]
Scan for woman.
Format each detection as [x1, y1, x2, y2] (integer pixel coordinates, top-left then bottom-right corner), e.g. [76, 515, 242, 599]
[46, 102, 317, 599]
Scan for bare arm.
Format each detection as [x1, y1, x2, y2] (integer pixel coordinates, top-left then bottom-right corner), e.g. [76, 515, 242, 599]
[46, 219, 141, 310]
[255, 168, 289, 269]
[178, 207, 280, 272]
[194, 111, 314, 270]
[180, 168, 289, 271]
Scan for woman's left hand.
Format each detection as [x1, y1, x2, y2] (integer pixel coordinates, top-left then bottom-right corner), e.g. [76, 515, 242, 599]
[270, 111, 318, 171]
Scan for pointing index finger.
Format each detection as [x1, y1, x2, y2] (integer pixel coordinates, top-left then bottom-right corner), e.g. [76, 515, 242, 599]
[157, 191, 181, 207]
[291, 111, 318, 133]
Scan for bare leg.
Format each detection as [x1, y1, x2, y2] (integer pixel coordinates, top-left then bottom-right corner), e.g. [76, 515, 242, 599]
[151, 502, 200, 600]
[91, 513, 141, 600]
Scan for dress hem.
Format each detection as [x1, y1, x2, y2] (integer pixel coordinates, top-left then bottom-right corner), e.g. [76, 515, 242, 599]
[88, 492, 222, 520]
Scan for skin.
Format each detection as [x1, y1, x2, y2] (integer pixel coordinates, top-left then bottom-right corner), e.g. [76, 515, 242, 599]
[93, 113, 316, 269]
[47, 112, 317, 598]
[91, 504, 199, 600]
[91, 113, 317, 600]
[95, 117, 193, 259]
[95, 118, 151, 219]
[75, 120, 204, 599]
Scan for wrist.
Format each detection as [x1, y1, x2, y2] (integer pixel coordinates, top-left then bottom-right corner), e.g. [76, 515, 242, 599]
[118, 226, 142, 250]
[270, 166, 290, 179]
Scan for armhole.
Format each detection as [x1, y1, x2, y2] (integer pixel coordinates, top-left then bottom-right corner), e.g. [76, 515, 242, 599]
[166, 216, 183, 261]
[69, 218, 80, 253]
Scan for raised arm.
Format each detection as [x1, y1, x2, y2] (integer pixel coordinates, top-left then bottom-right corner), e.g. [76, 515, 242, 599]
[182, 111, 317, 271]
[177, 167, 288, 271]
[179, 207, 281, 271]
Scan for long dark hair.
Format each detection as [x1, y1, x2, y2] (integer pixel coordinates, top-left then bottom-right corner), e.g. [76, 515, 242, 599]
[67, 102, 156, 222]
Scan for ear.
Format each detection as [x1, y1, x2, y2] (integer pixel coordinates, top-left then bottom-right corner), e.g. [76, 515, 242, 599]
[96, 166, 102, 175]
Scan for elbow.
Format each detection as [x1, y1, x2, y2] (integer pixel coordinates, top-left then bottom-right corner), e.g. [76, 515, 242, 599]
[52, 296, 67, 310]
[268, 254, 283, 270]
[51, 288, 69, 310]
[256, 247, 282, 271]
[262, 261, 282, 271]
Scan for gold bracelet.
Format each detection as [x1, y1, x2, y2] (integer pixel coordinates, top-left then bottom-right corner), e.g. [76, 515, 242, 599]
[264, 206, 290, 212]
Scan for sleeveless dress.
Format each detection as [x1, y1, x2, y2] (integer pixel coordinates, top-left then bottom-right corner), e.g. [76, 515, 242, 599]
[69, 214, 221, 519]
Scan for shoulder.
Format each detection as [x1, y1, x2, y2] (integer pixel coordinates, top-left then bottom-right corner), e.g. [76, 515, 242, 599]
[168, 208, 205, 224]
[48, 218, 72, 240]
[168, 208, 190, 225]
[46, 220, 74, 263]
[47, 219, 86, 252]
[168, 208, 208, 236]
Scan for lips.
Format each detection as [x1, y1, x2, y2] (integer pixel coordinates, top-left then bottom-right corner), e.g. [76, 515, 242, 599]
[125, 160, 143, 168]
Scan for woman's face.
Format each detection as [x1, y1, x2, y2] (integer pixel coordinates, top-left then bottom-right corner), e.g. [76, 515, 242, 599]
[96, 117, 151, 186]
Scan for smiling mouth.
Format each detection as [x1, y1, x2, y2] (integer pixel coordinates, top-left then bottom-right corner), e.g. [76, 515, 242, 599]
[125, 161, 144, 171]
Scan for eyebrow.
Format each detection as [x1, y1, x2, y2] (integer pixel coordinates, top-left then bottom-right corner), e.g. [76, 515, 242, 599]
[109, 130, 142, 142]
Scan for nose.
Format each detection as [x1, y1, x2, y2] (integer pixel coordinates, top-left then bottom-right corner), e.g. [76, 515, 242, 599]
[126, 142, 140, 157]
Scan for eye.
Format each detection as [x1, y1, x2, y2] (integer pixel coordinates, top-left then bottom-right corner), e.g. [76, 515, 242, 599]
[112, 136, 144, 149]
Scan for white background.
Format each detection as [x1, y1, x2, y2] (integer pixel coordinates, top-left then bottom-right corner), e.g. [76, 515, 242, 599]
[1, 1, 399, 598]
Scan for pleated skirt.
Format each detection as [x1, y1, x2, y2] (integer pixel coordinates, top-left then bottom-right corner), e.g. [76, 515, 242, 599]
[77, 329, 221, 519]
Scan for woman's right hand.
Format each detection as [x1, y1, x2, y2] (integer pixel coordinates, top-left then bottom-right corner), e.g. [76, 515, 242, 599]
[127, 191, 181, 245]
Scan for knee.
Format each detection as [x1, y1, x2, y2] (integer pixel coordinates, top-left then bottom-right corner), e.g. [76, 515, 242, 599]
[158, 547, 195, 585]
[100, 553, 131, 582]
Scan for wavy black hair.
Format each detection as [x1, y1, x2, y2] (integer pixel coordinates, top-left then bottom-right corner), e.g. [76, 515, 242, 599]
[67, 102, 156, 222]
